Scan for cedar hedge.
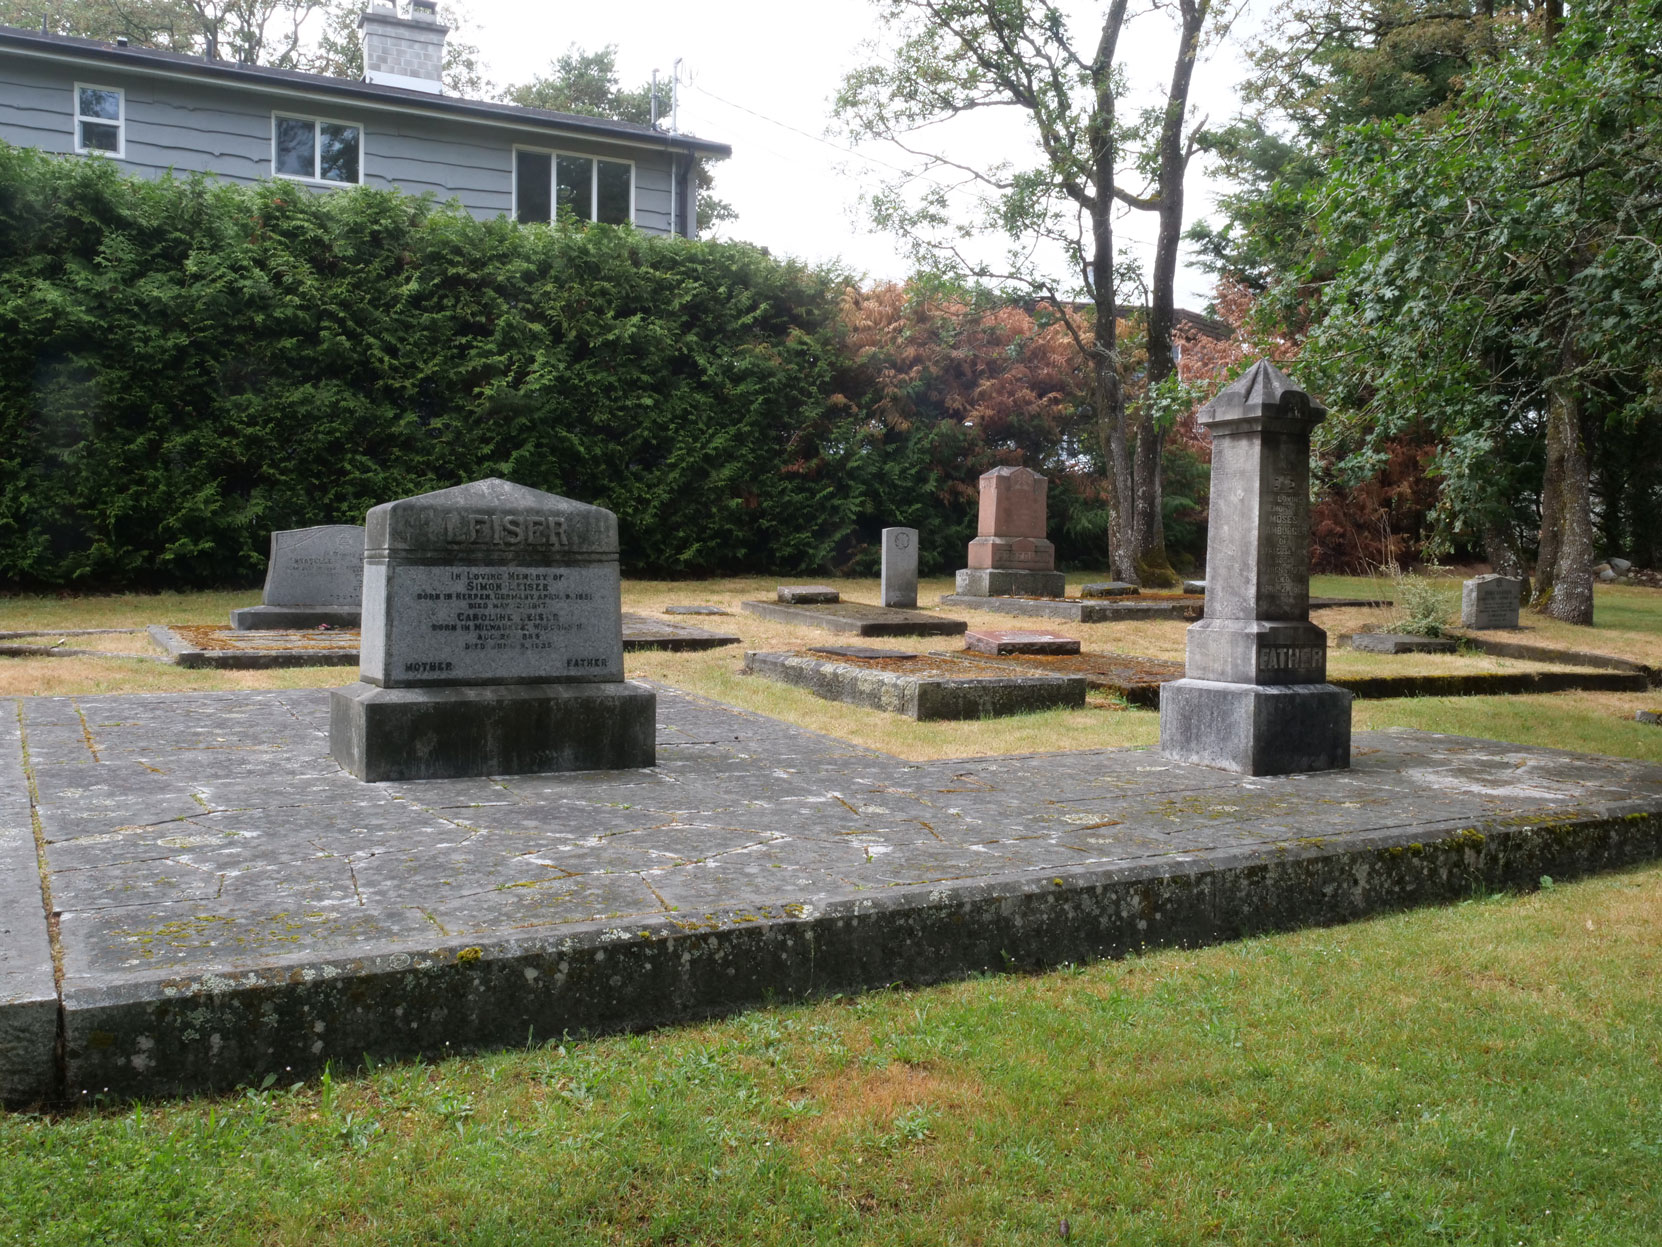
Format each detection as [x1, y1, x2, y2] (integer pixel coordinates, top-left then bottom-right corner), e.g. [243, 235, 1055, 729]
[0, 144, 1119, 589]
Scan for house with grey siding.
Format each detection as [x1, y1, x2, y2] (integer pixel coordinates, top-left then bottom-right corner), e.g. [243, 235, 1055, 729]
[0, 2, 729, 236]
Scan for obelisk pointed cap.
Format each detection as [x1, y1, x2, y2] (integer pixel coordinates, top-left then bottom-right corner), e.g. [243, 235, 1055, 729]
[1196, 359, 1327, 430]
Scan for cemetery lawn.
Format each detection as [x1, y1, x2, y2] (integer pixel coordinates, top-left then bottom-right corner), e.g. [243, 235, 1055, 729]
[3, 861, 1659, 1244]
[1, 575, 1658, 763]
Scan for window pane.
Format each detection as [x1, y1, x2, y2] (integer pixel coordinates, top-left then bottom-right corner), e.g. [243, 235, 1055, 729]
[555, 155, 592, 222]
[78, 88, 119, 120]
[80, 121, 120, 152]
[596, 160, 631, 225]
[318, 123, 360, 184]
[515, 150, 552, 224]
[275, 117, 315, 177]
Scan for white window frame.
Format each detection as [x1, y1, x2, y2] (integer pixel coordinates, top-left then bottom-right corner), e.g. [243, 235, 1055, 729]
[512, 145, 636, 226]
[271, 113, 366, 187]
[73, 83, 125, 158]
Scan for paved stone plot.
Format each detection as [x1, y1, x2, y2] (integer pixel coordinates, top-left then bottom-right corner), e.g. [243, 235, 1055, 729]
[5, 687, 1662, 1101]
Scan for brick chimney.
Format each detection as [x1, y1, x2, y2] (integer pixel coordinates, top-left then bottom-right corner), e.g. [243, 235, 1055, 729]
[359, 2, 448, 95]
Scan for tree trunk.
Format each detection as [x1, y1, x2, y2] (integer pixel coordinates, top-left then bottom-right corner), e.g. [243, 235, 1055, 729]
[1532, 365, 1595, 625]
[1089, 0, 1137, 584]
[1116, 0, 1205, 590]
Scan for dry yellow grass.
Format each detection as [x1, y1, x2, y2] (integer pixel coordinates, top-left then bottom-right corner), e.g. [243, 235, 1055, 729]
[0, 575, 1655, 762]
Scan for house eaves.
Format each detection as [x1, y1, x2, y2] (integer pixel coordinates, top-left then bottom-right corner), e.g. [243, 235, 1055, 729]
[0, 25, 732, 160]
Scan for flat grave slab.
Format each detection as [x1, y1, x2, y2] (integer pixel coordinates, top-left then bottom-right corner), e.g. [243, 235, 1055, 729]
[940, 593, 1204, 623]
[150, 614, 737, 669]
[777, 586, 840, 604]
[741, 599, 968, 637]
[620, 613, 740, 652]
[1079, 582, 1138, 598]
[1349, 632, 1459, 655]
[663, 605, 732, 617]
[745, 649, 1086, 720]
[965, 629, 1081, 656]
[3, 685, 1661, 1103]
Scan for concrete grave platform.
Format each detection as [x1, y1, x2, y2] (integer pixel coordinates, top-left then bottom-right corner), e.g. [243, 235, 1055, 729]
[4, 686, 1662, 1105]
[940, 593, 1204, 623]
[151, 614, 738, 670]
[663, 605, 732, 617]
[741, 599, 968, 637]
[745, 650, 1086, 720]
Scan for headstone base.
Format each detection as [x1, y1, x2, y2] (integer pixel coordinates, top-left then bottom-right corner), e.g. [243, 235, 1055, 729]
[1159, 678, 1352, 776]
[955, 568, 1067, 598]
[230, 605, 361, 631]
[329, 681, 656, 782]
[1185, 618, 1329, 685]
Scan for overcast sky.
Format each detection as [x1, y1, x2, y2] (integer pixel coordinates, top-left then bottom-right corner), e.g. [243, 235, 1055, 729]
[455, 0, 1256, 310]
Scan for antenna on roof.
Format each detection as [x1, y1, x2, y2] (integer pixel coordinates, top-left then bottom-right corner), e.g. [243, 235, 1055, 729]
[672, 58, 682, 135]
[651, 68, 659, 129]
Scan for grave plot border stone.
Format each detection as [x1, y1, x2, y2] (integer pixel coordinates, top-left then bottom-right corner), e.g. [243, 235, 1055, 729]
[938, 594, 1203, 623]
[149, 625, 360, 670]
[0, 712, 55, 1106]
[740, 600, 968, 637]
[743, 650, 1085, 719]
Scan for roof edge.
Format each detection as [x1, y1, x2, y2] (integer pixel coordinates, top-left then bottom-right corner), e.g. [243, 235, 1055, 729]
[0, 25, 732, 159]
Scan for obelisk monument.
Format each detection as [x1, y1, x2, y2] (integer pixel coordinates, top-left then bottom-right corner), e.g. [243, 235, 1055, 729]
[1159, 362, 1352, 775]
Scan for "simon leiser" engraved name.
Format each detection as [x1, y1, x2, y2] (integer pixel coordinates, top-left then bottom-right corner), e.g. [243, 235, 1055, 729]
[442, 512, 569, 548]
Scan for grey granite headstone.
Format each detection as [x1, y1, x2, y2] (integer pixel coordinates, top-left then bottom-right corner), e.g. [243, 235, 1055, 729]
[1159, 362, 1352, 775]
[230, 525, 365, 630]
[1461, 575, 1521, 630]
[881, 527, 919, 609]
[329, 478, 655, 782]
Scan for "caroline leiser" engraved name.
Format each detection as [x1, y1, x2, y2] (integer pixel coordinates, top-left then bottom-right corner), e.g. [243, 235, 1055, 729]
[442, 513, 569, 548]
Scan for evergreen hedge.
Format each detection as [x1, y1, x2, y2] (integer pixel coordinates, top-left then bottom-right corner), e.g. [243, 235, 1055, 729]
[0, 144, 859, 588]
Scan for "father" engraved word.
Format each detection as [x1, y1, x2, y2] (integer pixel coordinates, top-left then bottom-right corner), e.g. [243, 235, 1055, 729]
[443, 513, 569, 548]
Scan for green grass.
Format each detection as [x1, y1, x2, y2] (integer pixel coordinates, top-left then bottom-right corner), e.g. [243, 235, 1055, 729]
[5, 865, 1661, 1245]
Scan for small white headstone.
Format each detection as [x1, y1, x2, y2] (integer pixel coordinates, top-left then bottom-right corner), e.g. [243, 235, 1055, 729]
[881, 527, 919, 609]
